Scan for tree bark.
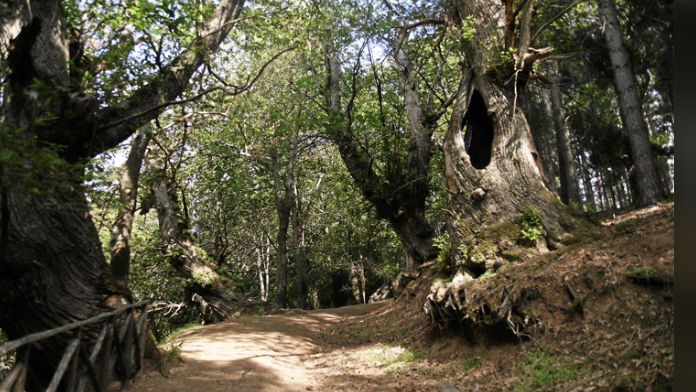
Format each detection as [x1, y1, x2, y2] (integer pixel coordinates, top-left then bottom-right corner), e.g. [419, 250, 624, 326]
[110, 130, 153, 292]
[579, 153, 596, 209]
[323, 36, 440, 269]
[598, 0, 663, 207]
[0, 0, 245, 382]
[292, 186, 309, 309]
[442, 0, 578, 244]
[270, 150, 293, 308]
[349, 258, 366, 304]
[521, 88, 559, 193]
[548, 62, 582, 205]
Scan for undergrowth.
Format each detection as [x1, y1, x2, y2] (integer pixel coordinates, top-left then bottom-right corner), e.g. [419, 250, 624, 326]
[512, 350, 577, 391]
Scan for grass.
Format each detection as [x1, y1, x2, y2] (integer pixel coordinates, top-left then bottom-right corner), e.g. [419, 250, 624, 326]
[364, 344, 423, 373]
[528, 261, 543, 271]
[385, 349, 421, 365]
[512, 350, 577, 391]
[166, 341, 183, 359]
[627, 266, 657, 280]
[614, 218, 637, 231]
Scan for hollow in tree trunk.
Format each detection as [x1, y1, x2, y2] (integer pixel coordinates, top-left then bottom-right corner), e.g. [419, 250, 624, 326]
[442, 0, 579, 250]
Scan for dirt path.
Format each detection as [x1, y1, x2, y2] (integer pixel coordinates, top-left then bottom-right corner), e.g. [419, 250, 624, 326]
[132, 302, 395, 392]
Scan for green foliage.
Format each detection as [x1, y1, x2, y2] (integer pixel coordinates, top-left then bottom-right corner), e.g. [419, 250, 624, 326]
[434, 233, 452, 267]
[528, 261, 543, 271]
[519, 206, 544, 246]
[165, 341, 184, 359]
[462, 357, 481, 370]
[460, 15, 477, 40]
[386, 349, 421, 365]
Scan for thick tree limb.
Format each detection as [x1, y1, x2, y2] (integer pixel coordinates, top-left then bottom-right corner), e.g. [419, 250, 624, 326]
[84, 0, 246, 157]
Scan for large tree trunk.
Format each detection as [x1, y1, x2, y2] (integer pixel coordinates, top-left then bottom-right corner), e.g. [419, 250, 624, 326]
[425, 0, 582, 331]
[442, 0, 578, 246]
[110, 130, 153, 292]
[324, 35, 440, 270]
[443, 79, 576, 241]
[521, 87, 559, 193]
[0, 183, 125, 389]
[548, 62, 582, 206]
[0, 0, 244, 387]
[598, 0, 663, 207]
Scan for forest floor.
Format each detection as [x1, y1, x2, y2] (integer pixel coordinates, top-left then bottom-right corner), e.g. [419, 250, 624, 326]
[132, 201, 673, 392]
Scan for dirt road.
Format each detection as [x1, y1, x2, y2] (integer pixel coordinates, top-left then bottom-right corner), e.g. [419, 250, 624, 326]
[132, 302, 398, 392]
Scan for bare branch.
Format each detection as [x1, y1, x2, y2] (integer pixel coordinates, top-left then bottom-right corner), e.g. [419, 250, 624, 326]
[531, 0, 586, 44]
[345, 40, 367, 118]
[396, 18, 444, 30]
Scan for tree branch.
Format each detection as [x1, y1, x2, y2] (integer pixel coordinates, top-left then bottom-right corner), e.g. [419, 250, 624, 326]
[396, 18, 444, 30]
[531, 0, 586, 44]
[84, 0, 246, 157]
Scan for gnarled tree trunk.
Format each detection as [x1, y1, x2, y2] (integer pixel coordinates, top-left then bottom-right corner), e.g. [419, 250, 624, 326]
[425, 0, 582, 332]
[442, 0, 577, 245]
[324, 33, 448, 270]
[152, 178, 237, 320]
[0, 0, 245, 387]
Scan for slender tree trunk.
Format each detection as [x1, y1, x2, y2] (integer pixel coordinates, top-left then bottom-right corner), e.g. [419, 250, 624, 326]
[292, 191, 309, 309]
[579, 154, 596, 209]
[270, 150, 293, 308]
[256, 234, 269, 302]
[548, 62, 582, 205]
[110, 130, 152, 292]
[655, 157, 673, 196]
[598, 0, 663, 207]
[349, 259, 366, 304]
[621, 170, 634, 205]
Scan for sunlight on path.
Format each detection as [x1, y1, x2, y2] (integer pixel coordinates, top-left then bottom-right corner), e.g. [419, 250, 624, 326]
[132, 303, 385, 392]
